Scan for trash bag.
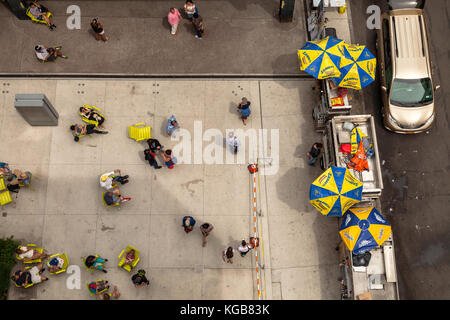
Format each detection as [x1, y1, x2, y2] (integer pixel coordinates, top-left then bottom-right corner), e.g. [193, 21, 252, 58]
[352, 251, 372, 267]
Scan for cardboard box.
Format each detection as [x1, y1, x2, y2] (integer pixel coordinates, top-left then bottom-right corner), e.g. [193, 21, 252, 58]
[358, 292, 373, 300]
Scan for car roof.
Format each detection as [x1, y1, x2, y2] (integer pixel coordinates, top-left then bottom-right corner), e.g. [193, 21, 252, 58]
[390, 10, 430, 79]
[388, 0, 425, 10]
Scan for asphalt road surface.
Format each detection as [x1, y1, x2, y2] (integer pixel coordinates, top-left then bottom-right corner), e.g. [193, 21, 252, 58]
[349, 0, 450, 300]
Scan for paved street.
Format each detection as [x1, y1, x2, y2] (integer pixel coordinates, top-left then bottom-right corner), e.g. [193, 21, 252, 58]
[0, 78, 340, 300]
[0, 0, 306, 75]
[349, 0, 450, 300]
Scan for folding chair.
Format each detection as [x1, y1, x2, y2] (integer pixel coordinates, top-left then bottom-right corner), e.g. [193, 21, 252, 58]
[0, 190, 13, 208]
[128, 123, 152, 142]
[118, 245, 140, 272]
[26, 7, 52, 24]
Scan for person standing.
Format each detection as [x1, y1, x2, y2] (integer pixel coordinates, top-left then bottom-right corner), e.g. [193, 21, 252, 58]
[222, 247, 234, 264]
[166, 115, 180, 136]
[182, 216, 196, 233]
[200, 223, 214, 247]
[144, 148, 162, 169]
[192, 12, 205, 39]
[237, 97, 251, 125]
[237, 240, 251, 257]
[162, 149, 176, 169]
[306, 142, 323, 166]
[147, 138, 163, 153]
[168, 8, 182, 35]
[91, 18, 108, 41]
[226, 132, 240, 154]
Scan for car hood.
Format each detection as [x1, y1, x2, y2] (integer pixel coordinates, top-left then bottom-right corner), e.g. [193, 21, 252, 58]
[388, 0, 425, 9]
[390, 103, 434, 127]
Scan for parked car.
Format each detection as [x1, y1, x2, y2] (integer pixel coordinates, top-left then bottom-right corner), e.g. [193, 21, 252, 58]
[387, 0, 425, 10]
[377, 7, 439, 134]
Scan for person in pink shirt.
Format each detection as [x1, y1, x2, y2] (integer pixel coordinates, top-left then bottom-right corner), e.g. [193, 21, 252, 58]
[168, 8, 182, 35]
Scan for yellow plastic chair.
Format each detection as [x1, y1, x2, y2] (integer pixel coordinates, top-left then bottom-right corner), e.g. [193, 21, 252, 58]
[26, 7, 52, 24]
[129, 123, 152, 142]
[47, 253, 69, 275]
[86, 279, 108, 296]
[0, 178, 6, 191]
[16, 244, 45, 264]
[102, 192, 120, 208]
[0, 190, 13, 207]
[118, 245, 140, 272]
[79, 104, 105, 127]
[13, 266, 35, 289]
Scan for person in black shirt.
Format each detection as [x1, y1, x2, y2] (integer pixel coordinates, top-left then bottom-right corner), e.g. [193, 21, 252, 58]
[147, 139, 163, 153]
[307, 142, 323, 166]
[132, 269, 150, 288]
[91, 18, 108, 41]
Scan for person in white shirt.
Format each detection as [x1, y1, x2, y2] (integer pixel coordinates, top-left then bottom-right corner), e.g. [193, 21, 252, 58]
[226, 132, 240, 154]
[15, 246, 48, 262]
[237, 240, 251, 257]
[99, 169, 129, 190]
[184, 0, 197, 19]
[35, 45, 67, 62]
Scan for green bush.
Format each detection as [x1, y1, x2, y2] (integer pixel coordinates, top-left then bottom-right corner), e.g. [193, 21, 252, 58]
[0, 236, 19, 300]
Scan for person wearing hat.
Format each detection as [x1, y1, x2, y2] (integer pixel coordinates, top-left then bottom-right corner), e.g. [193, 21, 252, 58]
[131, 269, 150, 288]
[237, 97, 251, 125]
[99, 169, 129, 190]
[35, 45, 67, 62]
[182, 216, 196, 233]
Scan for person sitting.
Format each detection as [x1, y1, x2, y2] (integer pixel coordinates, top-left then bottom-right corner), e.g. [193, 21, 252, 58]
[123, 249, 136, 267]
[99, 286, 120, 300]
[88, 280, 109, 295]
[8, 170, 32, 187]
[70, 123, 108, 141]
[29, 2, 56, 30]
[166, 115, 180, 136]
[162, 149, 176, 169]
[84, 255, 108, 273]
[0, 162, 12, 177]
[15, 245, 48, 262]
[11, 263, 48, 287]
[103, 189, 131, 206]
[99, 170, 129, 190]
[47, 256, 65, 273]
[79, 106, 105, 128]
[131, 269, 150, 288]
[35, 45, 67, 62]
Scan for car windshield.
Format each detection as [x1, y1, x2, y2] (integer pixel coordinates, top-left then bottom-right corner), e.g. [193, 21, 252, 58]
[390, 78, 433, 107]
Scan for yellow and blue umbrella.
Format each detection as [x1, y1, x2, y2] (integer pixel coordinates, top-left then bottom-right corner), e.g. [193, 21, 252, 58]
[298, 36, 345, 79]
[331, 43, 376, 89]
[339, 207, 392, 254]
[309, 166, 363, 217]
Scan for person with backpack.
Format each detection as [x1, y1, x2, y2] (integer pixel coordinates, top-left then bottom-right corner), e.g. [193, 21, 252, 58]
[132, 269, 150, 288]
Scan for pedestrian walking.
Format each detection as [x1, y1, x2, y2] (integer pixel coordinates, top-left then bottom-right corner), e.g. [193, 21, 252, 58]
[182, 216, 196, 233]
[200, 223, 214, 247]
[226, 132, 240, 154]
[237, 240, 251, 257]
[306, 142, 323, 166]
[192, 12, 205, 39]
[222, 247, 234, 264]
[184, 0, 197, 19]
[91, 18, 108, 41]
[237, 97, 251, 125]
[131, 269, 150, 288]
[168, 8, 182, 35]
[144, 148, 162, 169]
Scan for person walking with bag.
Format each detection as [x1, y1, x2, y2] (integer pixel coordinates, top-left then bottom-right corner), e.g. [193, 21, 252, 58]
[168, 8, 182, 36]
[200, 222, 214, 247]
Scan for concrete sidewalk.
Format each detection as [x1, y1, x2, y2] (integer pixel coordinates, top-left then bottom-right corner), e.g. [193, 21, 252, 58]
[0, 77, 340, 299]
[0, 0, 306, 75]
